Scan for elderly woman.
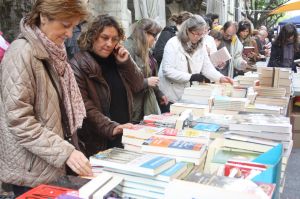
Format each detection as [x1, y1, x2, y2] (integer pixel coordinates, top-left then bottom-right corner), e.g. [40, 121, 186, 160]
[0, 0, 92, 196]
[70, 15, 144, 157]
[158, 15, 233, 109]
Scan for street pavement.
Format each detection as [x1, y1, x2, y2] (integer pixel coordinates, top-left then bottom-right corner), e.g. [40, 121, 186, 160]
[281, 148, 300, 199]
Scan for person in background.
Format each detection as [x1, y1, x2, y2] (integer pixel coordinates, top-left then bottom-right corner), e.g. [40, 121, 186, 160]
[65, 0, 89, 60]
[255, 29, 271, 57]
[0, 0, 92, 196]
[268, 23, 300, 72]
[237, 20, 259, 65]
[124, 18, 168, 120]
[70, 15, 144, 157]
[0, 31, 9, 63]
[209, 29, 223, 49]
[202, 16, 217, 56]
[158, 15, 233, 110]
[153, 11, 192, 68]
[205, 13, 219, 30]
[219, 21, 247, 77]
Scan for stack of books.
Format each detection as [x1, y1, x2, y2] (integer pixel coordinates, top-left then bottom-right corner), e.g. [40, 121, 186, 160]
[212, 96, 248, 112]
[90, 148, 192, 199]
[170, 102, 209, 117]
[143, 113, 178, 128]
[141, 135, 208, 165]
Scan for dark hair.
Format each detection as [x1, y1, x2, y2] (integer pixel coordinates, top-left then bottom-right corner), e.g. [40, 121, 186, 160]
[78, 14, 124, 51]
[202, 16, 212, 30]
[209, 29, 222, 41]
[205, 13, 219, 29]
[169, 11, 193, 25]
[275, 23, 298, 49]
[222, 21, 238, 32]
[25, 0, 88, 28]
[206, 13, 219, 21]
[237, 20, 252, 36]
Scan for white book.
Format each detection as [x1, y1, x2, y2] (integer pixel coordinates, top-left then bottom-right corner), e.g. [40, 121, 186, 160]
[90, 148, 176, 176]
[79, 172, 112, 199]
[92, 175, 123, 199]
[209, 46, 232, 67]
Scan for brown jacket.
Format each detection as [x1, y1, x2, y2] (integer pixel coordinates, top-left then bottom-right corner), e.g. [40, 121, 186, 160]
[70, 51, 144, 157]
[0, 21, 74, 187]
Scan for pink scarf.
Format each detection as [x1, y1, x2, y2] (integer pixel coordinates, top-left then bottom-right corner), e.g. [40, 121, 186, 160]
[35, 27, 86, 135]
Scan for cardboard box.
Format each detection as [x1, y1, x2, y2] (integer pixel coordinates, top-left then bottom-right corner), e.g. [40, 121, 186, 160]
[290, 113, 300, 131]
[293, 131, 300, 148]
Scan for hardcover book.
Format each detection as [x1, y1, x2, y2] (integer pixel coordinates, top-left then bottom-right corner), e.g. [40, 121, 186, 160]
[90, 147, 175, 176]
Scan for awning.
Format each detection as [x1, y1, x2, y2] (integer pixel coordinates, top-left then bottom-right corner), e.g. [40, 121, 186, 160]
[270, 0, 300, 15]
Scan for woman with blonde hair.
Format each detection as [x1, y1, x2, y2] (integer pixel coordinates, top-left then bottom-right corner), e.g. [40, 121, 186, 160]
[124, 18, 168, 122]
[0, 0, 92, 196]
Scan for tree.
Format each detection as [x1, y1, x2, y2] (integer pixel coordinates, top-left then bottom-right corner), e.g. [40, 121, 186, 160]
[0, 0, 33, 42]
[244, 0, 288, 29]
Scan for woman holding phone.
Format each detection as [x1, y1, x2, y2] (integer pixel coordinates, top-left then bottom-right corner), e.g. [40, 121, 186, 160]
[70, 14, 144, 157]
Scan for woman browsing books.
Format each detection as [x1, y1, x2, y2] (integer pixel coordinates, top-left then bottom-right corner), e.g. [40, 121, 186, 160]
[158, 15, 233, 111]
[0, 0, 92, 196]
[69, 15, 144, 157]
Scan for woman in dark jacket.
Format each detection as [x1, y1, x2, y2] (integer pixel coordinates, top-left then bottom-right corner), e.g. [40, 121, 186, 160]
[153, 11, 192, 68]
[70, 15, 144, 157]
[268, 23, 299, 72]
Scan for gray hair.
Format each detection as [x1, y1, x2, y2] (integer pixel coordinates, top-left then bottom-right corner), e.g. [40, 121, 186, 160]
[177, 14, 206, 53]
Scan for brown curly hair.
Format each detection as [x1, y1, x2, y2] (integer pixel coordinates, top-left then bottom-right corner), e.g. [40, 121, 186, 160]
[78, 14, 125, 51]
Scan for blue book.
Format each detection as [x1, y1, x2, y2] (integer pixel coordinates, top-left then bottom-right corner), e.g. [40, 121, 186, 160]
[193, 123, 220, 132]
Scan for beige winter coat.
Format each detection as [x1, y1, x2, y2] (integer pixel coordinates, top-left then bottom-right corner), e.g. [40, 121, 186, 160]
[0, 21, 75, 187]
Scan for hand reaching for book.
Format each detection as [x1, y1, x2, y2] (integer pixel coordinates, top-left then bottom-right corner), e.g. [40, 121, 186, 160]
[66, 150, 93, 176]
[113, 123, 134, 136]
[219, 76, 234, 85]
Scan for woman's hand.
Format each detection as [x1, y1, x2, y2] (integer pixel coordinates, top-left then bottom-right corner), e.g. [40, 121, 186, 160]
[147, 76, 159, 87]
[114, 44, 129, 63]
[66, 149, 93, 176]
[160, 95, 169, 105]
[216, 62, 226, 69]
[219, 76, 234, 85]
[113, 123, 134, 136]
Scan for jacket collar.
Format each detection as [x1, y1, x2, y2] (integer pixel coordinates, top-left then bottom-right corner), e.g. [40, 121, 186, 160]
[18, 18, 49, 61]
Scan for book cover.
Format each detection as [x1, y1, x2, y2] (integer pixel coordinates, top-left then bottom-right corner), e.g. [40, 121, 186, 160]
[193, 123, 220, 132]
[17, 184, 76, 199]
[224, 160, 267, 180]
[209, 46, 232, 67]
[243, 46, 255, 57]
[90, 147, 175, 176]
[141, 136, 206, 158]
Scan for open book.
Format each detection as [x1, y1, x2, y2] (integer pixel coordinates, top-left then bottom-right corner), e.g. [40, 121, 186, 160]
[209, 46, 232, 67]
[243, 46, 255, 57]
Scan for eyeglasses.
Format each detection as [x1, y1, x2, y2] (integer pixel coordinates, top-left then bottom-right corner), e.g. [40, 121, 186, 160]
[190, 31, 204, 38]
[98, 34, 120, 44]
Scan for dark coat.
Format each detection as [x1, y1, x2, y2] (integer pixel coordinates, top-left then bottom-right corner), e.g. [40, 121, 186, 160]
[70, 51, 144, 157]
[268, 43, 300, 72]
[153, 26, 177, 67]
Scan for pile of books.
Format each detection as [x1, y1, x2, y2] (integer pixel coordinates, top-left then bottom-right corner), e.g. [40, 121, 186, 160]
[90, 148, 194, 199]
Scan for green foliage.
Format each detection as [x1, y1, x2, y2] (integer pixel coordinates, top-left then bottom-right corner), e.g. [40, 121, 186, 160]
[244, 0, 288, 29]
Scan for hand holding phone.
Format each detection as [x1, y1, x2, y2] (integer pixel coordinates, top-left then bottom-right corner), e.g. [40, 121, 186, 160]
[114, 44, 129, 63]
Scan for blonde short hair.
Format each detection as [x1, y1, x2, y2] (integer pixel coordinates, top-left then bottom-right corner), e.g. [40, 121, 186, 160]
[25, 0, 89, 28]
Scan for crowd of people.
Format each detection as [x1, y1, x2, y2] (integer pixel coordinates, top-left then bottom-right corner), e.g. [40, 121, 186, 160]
[0, 0, 300, 197]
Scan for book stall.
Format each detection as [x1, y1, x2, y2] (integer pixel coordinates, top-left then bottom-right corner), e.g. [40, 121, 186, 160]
[18, 65, 298, 199]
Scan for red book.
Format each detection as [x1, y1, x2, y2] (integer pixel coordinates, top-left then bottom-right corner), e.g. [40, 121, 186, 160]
[17, 184, 77, 199]
[224, 160, 267, 179]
